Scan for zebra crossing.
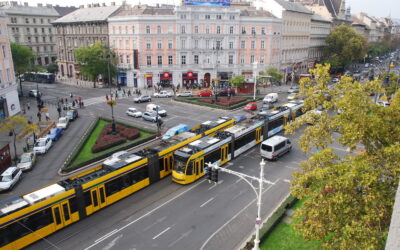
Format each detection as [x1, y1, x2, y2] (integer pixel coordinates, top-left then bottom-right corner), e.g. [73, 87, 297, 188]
[84, 95, 129, 106]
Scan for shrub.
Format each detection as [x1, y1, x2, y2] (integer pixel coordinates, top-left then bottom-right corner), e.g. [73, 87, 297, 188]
[91, 123, 140, 153]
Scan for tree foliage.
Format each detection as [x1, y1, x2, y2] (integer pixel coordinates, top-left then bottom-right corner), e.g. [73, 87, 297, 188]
[324, 25, 367, 69]
[74, 42, 117, 88]
[46, 62, 59, 74]
[368, 43, 390, 58]
[285, 64, 400, 249]
[10, 42, 34, 76]
[266, 67, 283, 84]
[228, 75, 245, 87]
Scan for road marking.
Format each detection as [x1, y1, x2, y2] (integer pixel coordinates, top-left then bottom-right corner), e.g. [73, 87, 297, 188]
[102, 234, 123, 250]
[95, 229, 118, 243]
[85, 179, 205, 249]
[232, 190, 244, 201]
[152, 227, 171, 240]
[235, 179, 241, 183]
[143, 216, 167, 231]
[200, 197, 215, 208]
[283, 179, 291, 183]
[208, 184, 216, 190]
[167, 229, 193, 248]
[238, 165, 244, 169]
[200, 180, 277, 250]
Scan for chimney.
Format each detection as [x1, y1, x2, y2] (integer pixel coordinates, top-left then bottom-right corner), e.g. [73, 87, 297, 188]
[87, 4, 92, 8]
[46, 4, 52, 8]
[79, 5, 84, 8]
[23, 2, 28, 6]
[10, 1, 17, 6]
[111, 2, 115, 6]
[102, 3, 106, 7]
[37, 3, 43, 7]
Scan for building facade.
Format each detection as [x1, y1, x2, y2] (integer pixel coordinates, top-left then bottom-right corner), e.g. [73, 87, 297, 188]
[52, 4, 121, 80]
[308, 13, 331, 65]
[299, 0, 352, 26]
[109, 4, 282, 88]
[0, 2, 61, 66]
[0, 9, 20, 118]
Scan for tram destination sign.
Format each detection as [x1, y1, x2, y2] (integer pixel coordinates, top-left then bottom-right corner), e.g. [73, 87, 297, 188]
[183, 0, 231, 6]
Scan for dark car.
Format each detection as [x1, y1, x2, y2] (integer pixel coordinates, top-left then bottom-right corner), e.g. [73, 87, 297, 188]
[66, 109, 78, 121]
[134, 95, 151, 103]
[28, 90, 42, 97]
[215, 88, 236, 96]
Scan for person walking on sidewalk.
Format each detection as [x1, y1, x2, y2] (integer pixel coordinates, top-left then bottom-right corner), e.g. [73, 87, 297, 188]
[57, 106, 61, 118]
[37, 111, 41, 122]
[45, 112, 50, 121]
[27, 102, 30, 111]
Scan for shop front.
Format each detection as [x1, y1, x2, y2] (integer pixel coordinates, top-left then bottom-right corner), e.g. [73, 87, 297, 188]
[160, 72, 173, 88]
[144, 74, 153, 87]
[182, 72, 198, 88]
[0, 97, 6, 120]
[118, 72, 127, 86]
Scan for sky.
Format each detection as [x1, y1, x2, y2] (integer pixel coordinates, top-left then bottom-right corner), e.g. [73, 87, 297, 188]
[25, 0, 400, 19]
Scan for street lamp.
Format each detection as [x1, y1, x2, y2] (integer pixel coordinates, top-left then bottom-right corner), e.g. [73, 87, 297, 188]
[253, 61, 258, 100]
[106, 52, 116, 134]
[213, 43, 222, 103]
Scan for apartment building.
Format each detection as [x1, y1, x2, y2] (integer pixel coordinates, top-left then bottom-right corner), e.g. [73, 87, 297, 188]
[109, 3, 282, 88]
[0, 2, 61, 66]
[0, 9, 20, 118]
[299, 0, 351, 26]
[309, 13, 331, 65]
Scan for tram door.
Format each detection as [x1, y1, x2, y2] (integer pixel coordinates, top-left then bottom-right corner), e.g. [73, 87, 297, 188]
[220, 144, 229, 165]
[255, 127, 263, 144]
[90, 184, 107, 213]
[52, 200, 73, 230]
[163, 153, 173, 176]
[194, 157, 204, 180]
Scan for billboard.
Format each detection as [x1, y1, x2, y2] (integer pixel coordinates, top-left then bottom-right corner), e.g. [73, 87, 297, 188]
[183, 0, 231, 6]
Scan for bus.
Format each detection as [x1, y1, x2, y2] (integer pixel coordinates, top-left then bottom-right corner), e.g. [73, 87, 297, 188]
[0, 117, 235, 249]
[24, 72, 55, 84]
[172, 101, 304, 184]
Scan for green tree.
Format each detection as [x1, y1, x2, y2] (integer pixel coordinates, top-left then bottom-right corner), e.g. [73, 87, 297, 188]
[228, 75, 245, 88]
[285, 64, 400, 249]
[0, 115, 38, 163]
[46, 62, 59, 74]
[266, 67, 283, 84]
[74, 42, 117, 88]
[324, 25, 367, 70]
[10, 42, 35, 96]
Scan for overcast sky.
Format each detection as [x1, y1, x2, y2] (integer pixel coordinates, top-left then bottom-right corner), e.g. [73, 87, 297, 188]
[26, 0, 399, 19]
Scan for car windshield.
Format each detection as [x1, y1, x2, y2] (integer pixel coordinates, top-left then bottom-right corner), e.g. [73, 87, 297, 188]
[173, 155, 188, 173]
[0, 175, 12, 182]
[20, 156, 31, 163]
[67, 111, 73, 116]
[35, 140, 45, 147]
[59, 119, 66, 124]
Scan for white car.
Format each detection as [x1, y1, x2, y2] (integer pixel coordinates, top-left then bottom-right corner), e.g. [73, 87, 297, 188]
[126, 107, 143, 118]
[0, 167, 22, 191]
[103, 151, 132, 165]
[263, 93, 278, 103]
[17, 152, 36, 171]
[33, 137, 52, 154]
[176, 91, 193, 97]
[153, 90, 172, 98]
[57, 117, 69, 129]
[377, 100, 390, 107]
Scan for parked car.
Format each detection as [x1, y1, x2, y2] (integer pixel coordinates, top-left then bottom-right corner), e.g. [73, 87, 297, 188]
[103, 151, 132, 165]
[28, 90, 42, 98]
[146, 104, 167, 117]
[33, 137, 52, 155]
[134, 95, 151, 103]
[56, 117, 69, 129]
[17, 152, 36, 171]
[0, 167, 22, 191]
[377, 100, 390, 107]
[197, 89, 213, 97]
[66, 109, 79, 121]
[259, 103, 275, 114]
[46, 127, 63, 141]
[244, 102, 257, 111]
[287, 93, 298, 101]
[153, 90, 172, 98]
[126, 107, 143, 118]
[287, 86, 300, 93]
[142, 111, 162, 122]
[214, 88, 236, 96]
[176, 91, 193, 97]
[162, 124, 190, 140]
[263, 93, 278, 103]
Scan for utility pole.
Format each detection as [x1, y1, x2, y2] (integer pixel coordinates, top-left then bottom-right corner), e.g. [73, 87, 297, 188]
[253, 61, 258, 100]
[206, 160, 275, 250]
[107, 51, 116, 134]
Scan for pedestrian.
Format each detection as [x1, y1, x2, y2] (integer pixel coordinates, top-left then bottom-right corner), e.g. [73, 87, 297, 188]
[139, 89, 141, 95]
[65, 98, 68, 104]
[128, 89, 131, 97]
[45, 112, 50, 121]
[37, 112, 41, 122]
[61, 99, 64, 105]
[72, 100, 75, 107]
[27, 102, 30, 110]
[70, 93, 73, 98]
[57, 106, 61, 118]
[123, 89, 126, 96]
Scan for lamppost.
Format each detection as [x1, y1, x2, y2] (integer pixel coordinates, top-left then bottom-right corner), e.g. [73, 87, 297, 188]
[106, 52, 116, 134]
[213, 42, 222, 103]
[253, 61, 258, 100]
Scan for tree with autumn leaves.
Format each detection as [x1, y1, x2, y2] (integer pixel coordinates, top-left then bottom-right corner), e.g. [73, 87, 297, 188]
[285, 64, 400, 249]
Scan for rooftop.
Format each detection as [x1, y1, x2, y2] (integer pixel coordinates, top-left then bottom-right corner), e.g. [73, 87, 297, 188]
[53, 5, 121, 23]
[274, 0, 313, 14]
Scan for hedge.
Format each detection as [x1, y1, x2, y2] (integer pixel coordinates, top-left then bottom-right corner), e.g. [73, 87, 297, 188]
[174, 96, 263, 110]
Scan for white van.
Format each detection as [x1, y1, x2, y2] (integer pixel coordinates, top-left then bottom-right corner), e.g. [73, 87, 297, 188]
[260, 135, 291, 160]
[146, 104, 167, 117]
[263, 93, 278, 103]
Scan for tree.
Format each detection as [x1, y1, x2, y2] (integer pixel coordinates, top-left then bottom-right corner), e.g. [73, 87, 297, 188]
[0, 115, 39, 163]
[324, 25, 367, 70]
[74, 42, 117, 88]
[10, 42, 35, 96]
[228, 75, 245, 88]
[266, 67, 283, 85]
[46, 62, 59, 74]
[285, 64, 400, 249]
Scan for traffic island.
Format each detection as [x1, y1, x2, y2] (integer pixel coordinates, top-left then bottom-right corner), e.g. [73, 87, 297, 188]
[61, 117, 156, 173]
[174, 96, 262, 110]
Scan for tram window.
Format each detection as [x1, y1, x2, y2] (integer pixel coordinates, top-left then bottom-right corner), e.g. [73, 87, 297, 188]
[159, 158, 164, 172]
[121, 175, 131, 188]
[0, 226, 10, 247]
[269, 118, 283, 130]
[53, 207, 61, 225]
[205, 149, 221, 164]
[84, 191, 92, 206]
[234, 131, 256, 149]
[186, 162, 193, 175]
[105, 178, 122, 196]
[92, 191, 98, 207]
[23, 208, 52, 231]
[62, 203, 70, 221]
[69, 197, 78, 213]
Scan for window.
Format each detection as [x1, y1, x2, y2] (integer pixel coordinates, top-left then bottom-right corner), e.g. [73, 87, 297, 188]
[42, 28, 45, 33]
[157, 25, 161, 34]
[216, 40, 221, 49]
[158, 55, 162, 65]
[194, 39, 199, 49]
[132, 25, 135, 34]
[25, 18, 29, 24]
[126, 40, 129, 49]
[16, 27, 19, 32]
[229, 15, 235, 20]
[261, 40, 265, 49]
[146, 41, 151, 50]
[229, 41, 233, 49]
[168, 40, 172, 49]
[194, 26, 198, 34]
[260, 55, 264, 64]
[119, 40, 123, 49]
[240, 55, 244, 64]
[6, 69, 10, 82]
[229, 26, 234, 34]
[125, 26, 128, 34]
[242, 26, 246, 34]
[26, 27, 30, 33]
[168, 55, 173, 65]
[229, 55, 233, 65]
[181, 39, 186, 49]
[181, 55, 186, 65]
[205, 15, 210, 19]
[157, 40, 162, 49]
[50, 45, 53, 51]
[146, 25, 150, 34]
[181, 14, 186, 19]
[2, 45, 6, 58]
[261, 27, 266, 35]
[252, 27, 256, 35]
[11, 17, 17, 23]
[250, 55, 255, 63]
[27, 37, 31, 43]
[217, 14, 222, 20]
[251, 40, 255, 49]
[33, 18, 36, 24]
[34, 28, 38, 33]
[241, 40, 245, 49]
[119, 26, 121, 34]
[194, 55, 199, 64]
[0, 70, 2, 83]
[206, 26, 209, 34]
[35, 37, 39, 43]
[147, 56, 151, 66]
[181, 25, 185, 34]
[206, 40, 210, 49]
[43, 36, 46, 42]
[217, 26, 221, 34]
[48, 28, 52, 33]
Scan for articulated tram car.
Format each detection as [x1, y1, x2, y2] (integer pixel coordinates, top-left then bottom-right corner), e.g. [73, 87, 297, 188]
[172, 101, 304, 184]
[0, 117, 235, 249]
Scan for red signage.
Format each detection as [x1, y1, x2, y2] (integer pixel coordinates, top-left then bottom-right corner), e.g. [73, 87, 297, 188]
[160, 72, 172, 80]
[188, 72, 193, 77]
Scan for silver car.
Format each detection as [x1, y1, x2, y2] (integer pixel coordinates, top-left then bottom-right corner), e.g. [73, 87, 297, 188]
[142, 112, 162, 122]
[0, 167, 22, 191]
[134, 95, 151, 103]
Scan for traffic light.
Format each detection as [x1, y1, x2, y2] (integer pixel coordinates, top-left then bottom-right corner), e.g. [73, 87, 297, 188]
[205, 167, 212, 181]
[385, 75, 390, 85]
[211, 167, 219, 183]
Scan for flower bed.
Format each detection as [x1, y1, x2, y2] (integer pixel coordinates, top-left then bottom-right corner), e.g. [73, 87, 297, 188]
[198, 97, 246, 106]
[92, 124, 140, 153]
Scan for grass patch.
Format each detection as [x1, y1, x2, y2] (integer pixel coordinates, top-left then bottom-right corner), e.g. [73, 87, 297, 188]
[175, 96, 262, 110]
[261, 199, 321, 250]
